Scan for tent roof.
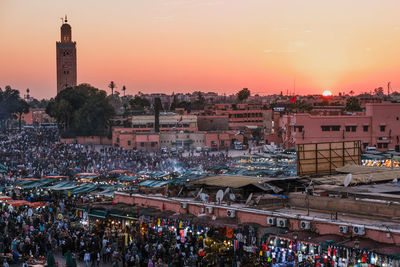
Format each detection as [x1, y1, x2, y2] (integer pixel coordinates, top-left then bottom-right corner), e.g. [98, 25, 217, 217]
[190, 175, 264, 188]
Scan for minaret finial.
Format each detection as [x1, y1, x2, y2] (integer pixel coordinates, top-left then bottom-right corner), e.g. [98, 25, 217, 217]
[65, 15, 68, 23]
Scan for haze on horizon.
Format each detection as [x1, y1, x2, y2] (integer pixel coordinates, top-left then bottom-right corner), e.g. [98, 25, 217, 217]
[1, 0, 400, 99]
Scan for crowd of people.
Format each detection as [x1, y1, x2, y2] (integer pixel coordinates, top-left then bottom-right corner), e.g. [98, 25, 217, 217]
[0, 187, 246, 267]
[0, 128, 232, 179]
[0, 127, 240, 266]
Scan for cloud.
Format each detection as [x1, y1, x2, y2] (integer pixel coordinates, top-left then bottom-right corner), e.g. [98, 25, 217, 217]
[364, 47, 372, 52]
[263, 49, 273, 53]
[304, 29, 312, 33]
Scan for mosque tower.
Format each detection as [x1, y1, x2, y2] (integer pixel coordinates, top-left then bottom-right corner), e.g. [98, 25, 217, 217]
[56, 15, 77, 94]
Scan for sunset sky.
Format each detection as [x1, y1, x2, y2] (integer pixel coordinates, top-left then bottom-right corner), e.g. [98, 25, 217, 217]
[1, 0, 400, 99]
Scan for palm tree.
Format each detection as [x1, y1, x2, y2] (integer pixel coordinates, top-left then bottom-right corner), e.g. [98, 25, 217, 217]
[108, 81, 116, 96]
[122, 85, 126, 97]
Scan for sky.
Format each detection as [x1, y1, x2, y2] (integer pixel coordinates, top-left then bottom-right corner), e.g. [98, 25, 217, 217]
[1, 0, 400, 99]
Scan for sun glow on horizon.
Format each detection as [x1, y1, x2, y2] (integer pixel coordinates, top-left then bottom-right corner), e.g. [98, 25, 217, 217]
[322, 90, 332, 97]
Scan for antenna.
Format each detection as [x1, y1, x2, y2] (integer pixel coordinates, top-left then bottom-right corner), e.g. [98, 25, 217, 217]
[245, 193, 253, 206]
[65, 15, 68, 23]
[388, 82, 391, 96]
[293, 77, 296, 96]
[344, 173, 352, 187]
[177, 186, 184, 197]
[229, 193, 236, 201]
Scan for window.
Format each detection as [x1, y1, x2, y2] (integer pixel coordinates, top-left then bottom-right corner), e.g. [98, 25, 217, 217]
[116, 137, 120, 143]
[141, 142, 144, 147]
[128, 140, 131, 146]
[397, 117, 399, 121]
[378, 143, 388, 149]
[321, 126, 330, 131]
[380, 125, 386, 132]
[350, 126, 357, 132]
[363, 143, 368, 149]
[294, 126, 304, 132]
[345, 126, 351, 132]
[363, 125, 369, 132]
[331, 125, 341, 131]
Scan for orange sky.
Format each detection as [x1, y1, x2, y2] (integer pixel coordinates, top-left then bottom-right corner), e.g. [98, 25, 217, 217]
[1, 0, 400, 99]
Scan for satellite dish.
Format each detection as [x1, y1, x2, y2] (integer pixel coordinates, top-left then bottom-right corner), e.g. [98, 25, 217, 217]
[195, 188, 203, 199]
[216, 190, 224, 204]
[224, 187, 230, 195]
[245, 193, 253, 206]
[229, 193, 236, 201]
[393, 178, 398, 183]
[344, 173, 352, 187]
[200, 193, 209, 202]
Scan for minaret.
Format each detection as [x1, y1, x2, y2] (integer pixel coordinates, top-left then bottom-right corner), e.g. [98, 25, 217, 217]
[56, 15, 77, 94]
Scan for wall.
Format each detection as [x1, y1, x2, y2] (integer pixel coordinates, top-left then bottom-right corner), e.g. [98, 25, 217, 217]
[114, 193, 400, 245]
[61, 136, 112, 145]
[112, 130, 136, 149]
[197, 116, 229, 131]
[205, 132, 243, 150]
[288, 193, 400, 219]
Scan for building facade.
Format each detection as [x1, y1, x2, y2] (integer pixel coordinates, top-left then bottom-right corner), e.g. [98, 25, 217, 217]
[160, 132, 206, 149]
[56, 16, 77, 94]
[129, 114, 198, 132]
[280, 102, 400, 151]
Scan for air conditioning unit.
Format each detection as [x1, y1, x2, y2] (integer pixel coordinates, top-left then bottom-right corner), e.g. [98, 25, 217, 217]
[180, 202, 188, 209]
[338, 225, 348, 234]
[300, 221, 311, 230]
[227, 210, 236, 218]
[206, 207, 213, 214]
[276, 218, 288, 228]
[353, 225, 365, 235]
[267, 217, 276, 225]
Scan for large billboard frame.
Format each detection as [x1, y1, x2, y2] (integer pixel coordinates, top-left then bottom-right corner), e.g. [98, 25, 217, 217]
[296, 140, 361, 176]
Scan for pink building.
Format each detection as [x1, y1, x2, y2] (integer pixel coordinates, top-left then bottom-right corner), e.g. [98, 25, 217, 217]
[112, 129, 160, 151]
[281, 102, 400, 151]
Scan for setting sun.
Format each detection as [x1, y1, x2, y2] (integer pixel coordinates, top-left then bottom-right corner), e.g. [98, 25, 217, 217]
[322, 90, 332, 97]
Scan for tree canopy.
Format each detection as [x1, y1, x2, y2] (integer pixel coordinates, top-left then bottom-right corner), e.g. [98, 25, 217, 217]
[0, 86, 30, 130]
[46, 84, 115, 137]
[129, 95, 151, 112]
[345, 97, 362, 112]
[237, 88, 250, 102]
